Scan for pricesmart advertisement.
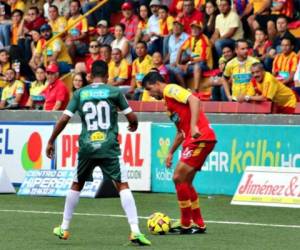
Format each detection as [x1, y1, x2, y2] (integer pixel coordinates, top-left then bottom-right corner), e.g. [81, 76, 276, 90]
[56, 122, 151, 191]
[0, 122, 55, 183]
[152, 124, 300, 195]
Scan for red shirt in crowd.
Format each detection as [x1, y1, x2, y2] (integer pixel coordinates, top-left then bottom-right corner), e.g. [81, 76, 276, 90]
[178, 9, 204, 34]
[25, 16, 46, 31]
[42, 79, 69, 111]
[120, 15, 139, 41]
[85, 54, 102, 74]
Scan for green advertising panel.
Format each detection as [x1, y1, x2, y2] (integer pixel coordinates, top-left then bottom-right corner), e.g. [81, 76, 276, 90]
[151, 124, 300, 195]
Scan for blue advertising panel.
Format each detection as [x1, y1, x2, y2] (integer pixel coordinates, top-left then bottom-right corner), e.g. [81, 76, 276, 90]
[151, 124, 300, 195]
[18, 169, 104, 198]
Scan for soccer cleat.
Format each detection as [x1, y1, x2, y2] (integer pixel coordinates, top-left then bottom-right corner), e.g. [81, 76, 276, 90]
[53, 226, 70, 240]
[169, 220, 182, 233]
[129, 233, 151, 246]
[180, 224, 207, 234]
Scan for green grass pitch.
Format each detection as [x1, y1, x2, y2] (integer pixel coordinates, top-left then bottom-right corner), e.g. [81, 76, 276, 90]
[0, 193, 300, 250]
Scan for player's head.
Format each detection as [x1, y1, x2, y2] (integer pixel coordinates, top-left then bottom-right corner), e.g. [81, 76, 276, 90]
[251, 62, 265, 82]
[142, 70, 166, 100]
[91, 60, 108, 80]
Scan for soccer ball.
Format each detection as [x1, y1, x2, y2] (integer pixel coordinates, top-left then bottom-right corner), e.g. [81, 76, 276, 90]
[147, 212, 171, 235]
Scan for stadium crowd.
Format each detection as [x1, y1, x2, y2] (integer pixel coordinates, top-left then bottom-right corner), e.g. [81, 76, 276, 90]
[0, 0, 299, 113]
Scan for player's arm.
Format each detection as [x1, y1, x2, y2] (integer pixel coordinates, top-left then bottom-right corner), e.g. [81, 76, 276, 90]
[46, 114, 71, 159]
[126, 111, 138, 132]
[187, 94, 201, 138]
[166, 130, 184, 168]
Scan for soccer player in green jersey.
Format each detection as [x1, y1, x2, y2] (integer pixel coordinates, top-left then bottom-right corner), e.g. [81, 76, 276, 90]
[46, 60, 151, 246]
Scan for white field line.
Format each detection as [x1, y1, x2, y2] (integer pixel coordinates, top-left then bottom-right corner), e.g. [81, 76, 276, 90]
[0, 209, 300, 229]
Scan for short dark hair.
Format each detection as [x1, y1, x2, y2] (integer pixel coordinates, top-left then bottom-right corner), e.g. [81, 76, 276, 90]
[12, 9, 24, 18]
[49, 5, 59, 12]
[251, 62, 265, 70]
[91, 60, 108, 78]
[281, 36, 295, 46]
[115, 23, 126, 32]
[136, 40, 148, 49]
[220, 0, 231, 6]
[0, 49, 8, 54]
[235, 39, 249, 49]
[100, 44, 112, 52]
[159, 5, 169, 12]
[142, 71, 165, 88]
[276, 14, 288, 23]
[29, 7, 39, 14]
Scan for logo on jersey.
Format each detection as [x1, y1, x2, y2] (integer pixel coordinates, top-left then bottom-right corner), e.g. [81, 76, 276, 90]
[80, 89, 110, 101]
[90, 131, 106, 142]
[21, 132, 43, 170]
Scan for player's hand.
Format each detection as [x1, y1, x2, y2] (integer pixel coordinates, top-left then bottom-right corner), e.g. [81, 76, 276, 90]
[128, 121, 138, 132]
[166, 153, 173, 168]
[191, 126, 200, 139]
[46, 142, 54, 159]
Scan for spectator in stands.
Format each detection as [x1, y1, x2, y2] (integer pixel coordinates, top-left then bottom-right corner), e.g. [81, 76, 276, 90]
[108, 48, 131, 94]
[211, 0, 244, 57]
[175, 20, 213, 91]
[203, 0, 219, 38]
[43, 0, 54, 20]
[120, 1, 139, 43]
[100, 44, 112, 66]
[10, 9, 23, 46]
[147, 0, 162, 54]
[164, 19, 188, 87]
[0, 49, 10, 96]
[223, 39, 258, 101]
[268, 0, 294, 40]
[210, 45, 235, 101]
[178, 0, 204, 34]
[28, 28, 41, 57]
[85, 40, 101, 74]
[134, 4, 150, 46]
[0, 68, 28, 109]
[294, 60, 300, 87]
[52, 0, 69, 17]
[48, 5, 67, 35]
[111, 23, 132, 64]
[26, 65, 47, 109]
[96, 20, 114, 46]
[130, 41, 153, 99]
[23, 7, 46, 34]
[240, 0, 270, 35]
[152, 51, 169, 82]
[158, 5, 174, 37]
[72, 72, 88, 93]
[82, 0, 111, 27]
[237, 62, 297, 114]
[9, 0, 25, 12]
[66, 0, 89, 61]
[42, 63, 69, 111]
[30, 24, 72, 74]
[272, 37, 298, 87]
[253, 28, 272, 63]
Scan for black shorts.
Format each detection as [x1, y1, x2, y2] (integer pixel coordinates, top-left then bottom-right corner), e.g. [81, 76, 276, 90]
[74, 157, 127, 183]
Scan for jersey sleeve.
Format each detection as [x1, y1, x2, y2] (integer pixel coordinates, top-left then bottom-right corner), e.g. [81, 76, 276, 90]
[116, 90, 132, 115]
[263, 76, 278, 100]
[223, 61, 232, 78]
[35, 40, 42, 55]
[163, 84, 191, 104]
[64, 90, 79, 117]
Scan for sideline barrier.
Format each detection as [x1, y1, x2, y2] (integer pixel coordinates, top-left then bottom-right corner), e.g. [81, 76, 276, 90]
[2, 120, 300, 195]
[151, 123, 300, 195]
[128, 101, 272, 113]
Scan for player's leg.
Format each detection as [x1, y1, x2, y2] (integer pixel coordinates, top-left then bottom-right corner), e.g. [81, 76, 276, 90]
[53, 158, 95, 240]
[100, 158, 151, 246]
[172, 161, 196, 230]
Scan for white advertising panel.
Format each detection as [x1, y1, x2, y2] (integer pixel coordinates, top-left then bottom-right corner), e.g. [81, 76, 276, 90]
[56, 122, 151, 191]
[0, 122, 55, 183]
[232, 166, 300, 208]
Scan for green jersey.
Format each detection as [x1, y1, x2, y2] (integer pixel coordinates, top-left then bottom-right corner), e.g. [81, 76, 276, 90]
[64, 83, 132, 159]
